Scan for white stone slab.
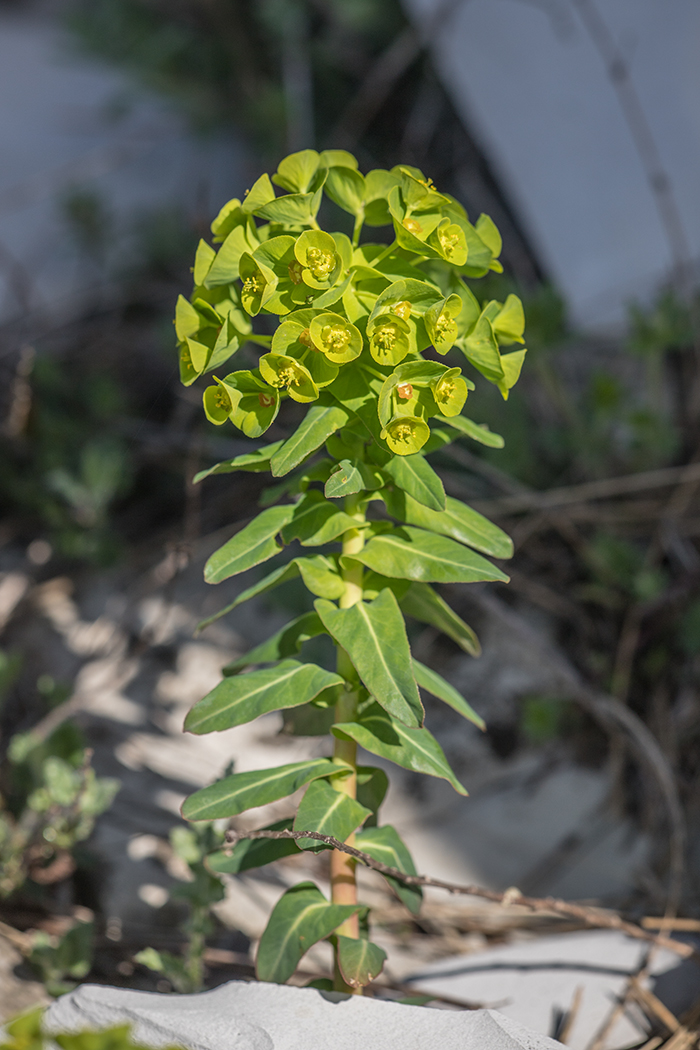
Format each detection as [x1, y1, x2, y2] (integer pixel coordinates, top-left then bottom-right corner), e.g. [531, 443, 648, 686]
[46, 979, 564, 1050]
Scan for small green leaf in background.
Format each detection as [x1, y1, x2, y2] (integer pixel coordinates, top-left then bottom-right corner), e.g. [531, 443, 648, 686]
[256, 882, 362, 983]
[412, 658, 485, 729]
[223, 612, 325, 674]
[400, 583, 481, 656]
[270, 402, 350, 477]
[355, 824, 422, 915]
[281, 491, 360, 546]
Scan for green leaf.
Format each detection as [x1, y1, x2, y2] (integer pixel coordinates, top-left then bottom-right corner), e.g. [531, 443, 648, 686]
[382, 454, 446, 512]
[272, 149, 320, 193]
[324, 459, 382, 499]
[328, 366, 384, 444]
[462, 315, 504, 383]
[255, 192, 319, 226]
[193, 441, 285, 483]
[294, 777, 371, 850]
[270, 402, 350, 477]
[497, 348, 527, 400]
[439, 414, 505, 448]
[383, 489, 513, 559]
[355, 825, 422, 915]
[241, 173, 276, 214]
[336, 935, 387, 988]
[207, 818, 298, 874]
[400, 582, 480, 656]
[352, 526, 509, 584]
[182, 758, 338, 820]
[356, 766, 389, 826]
[204, 504, 295, 584]
[333, 703, 467, 794]
[193, 239, 216, 284]
[412, 658, 485, 729]
[281, 491, 360, 546]
[315, 590, 423, 728]
[476, 213, 502, 257]
[256, 882, 361, 984]
[197, 554, 346, 630]
[324, 167, 366, 216]
[492, 293, 525, 344]
[205, 225, 252, 286]
[223, 612, 325, 674]
[184, 659, 343, 734]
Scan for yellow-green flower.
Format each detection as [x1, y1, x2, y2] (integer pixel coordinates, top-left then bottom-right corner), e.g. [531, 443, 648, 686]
[431, 219, 468, 266]
[259, 353, 319, 403]
[431, 367, 468, 417]
[425, 293, 463, 354]
[368, 315, 411, 366]
[382, 415, 430, 455]
[239, 253, 277, 314]
[309, 312, 363, 363]
[203, 377, 240, 425]
[294, 231, 342, 290]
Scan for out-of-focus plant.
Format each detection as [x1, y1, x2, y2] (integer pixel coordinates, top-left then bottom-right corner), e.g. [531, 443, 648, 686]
[134, 823, 225, 993]
[27, 916, 95, 998]
[0, 1007, 183, 1050]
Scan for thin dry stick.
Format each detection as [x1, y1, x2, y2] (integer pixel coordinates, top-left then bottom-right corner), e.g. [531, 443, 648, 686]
[224, 828, 698, 965]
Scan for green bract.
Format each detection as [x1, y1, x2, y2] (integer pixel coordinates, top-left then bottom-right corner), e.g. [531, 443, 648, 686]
[174, 150, 526, 995]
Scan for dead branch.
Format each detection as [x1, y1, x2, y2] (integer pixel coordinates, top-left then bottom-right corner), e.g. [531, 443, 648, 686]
[224, 826, 698, 965]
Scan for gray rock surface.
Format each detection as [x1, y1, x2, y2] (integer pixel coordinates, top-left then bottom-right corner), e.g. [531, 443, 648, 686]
[46, 980, 564, 1050]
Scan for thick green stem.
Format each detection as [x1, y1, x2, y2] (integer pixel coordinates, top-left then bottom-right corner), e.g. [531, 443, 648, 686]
[331, 493, 366, 993]
[352, 213, 364, 249]
[372, 239, 397, 267]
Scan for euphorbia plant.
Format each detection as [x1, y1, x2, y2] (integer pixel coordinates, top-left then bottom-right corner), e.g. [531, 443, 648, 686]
[175, 149, 526, 993]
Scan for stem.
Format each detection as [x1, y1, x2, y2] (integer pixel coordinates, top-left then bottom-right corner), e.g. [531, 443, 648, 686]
[372, 239, 397, 267]
[352, 213, 364, 249]
[331, 492, 366, 994]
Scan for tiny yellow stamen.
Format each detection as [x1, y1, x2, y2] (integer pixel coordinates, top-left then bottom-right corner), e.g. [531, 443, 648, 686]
[306, 246, 335, 281]
[393, 301, 412, 321]
[402, 218, 422, 235]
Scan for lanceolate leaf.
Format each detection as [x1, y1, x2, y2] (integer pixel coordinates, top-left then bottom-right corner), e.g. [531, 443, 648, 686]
[270, 402, 351, 477]
[355, 825, 422, 915]
[193, 441, 284, 483]
[384, 489, 513, 559]
[256, 883, 362, 984]
[315, 590, 423, 728]
[182, 758, 338, 821]
[412, 658, 485, 729]
[223, 612, 325, 674]
[356, 766, 389, 826]
[353, 527, 509, 585]
[336, 935, 387, 987]
[400, 582, 480, 656]
[440, 414, 505, 448]
[185, 660, 343, 735]
[333, 703, 467, 794]
[207, 819, 297, 874]
[204, 505, 295, 584]
[281, 491, 360, 546]
[382, 454, 446, 512]
[293, 777, 371, 850]
[196, 555, 345, 632]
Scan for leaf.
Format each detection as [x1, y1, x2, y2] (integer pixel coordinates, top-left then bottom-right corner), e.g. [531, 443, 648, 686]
[324, 459, 382, 499]
[270, 402, 350, 477]
[182, 758, 338, 820]
[328, 367, 384, 444]
[255, 192, 318, 225]
[462, 315, 504, 383]
[324, 166, 366, 216]
[204, 505, 295, 584]
[333, 703, 467, 794]
[256, 882, 361, 984]
[400, 582, 480, 656]
[412, 658, 484, 729]
[352, 526, 509, 584]
[196, 554, 345, 630]
[336, 935, 387, 987]
[382, 454, 446, 512]
[205, 225, 252, 285]
[383, 489, 513, 559]
[293, 777, 371, 850]
[439, 414, 505, 448]
[281, 491, 360, 546]
[223, 612, 325, 674]
[241, 173, 276, 214]
[355, 825, 422, 914]
[193, 239, 216, 284]
[184, 660, 343, 735]
[492, 293, 525, 344]
[193, 441, 285, 482]
[315, 590, 423, 728]
[207, 818, 298, 874]
[272, 149, 320, 193]
[497, 348, 528, 400]
[356, 766, 389, 826]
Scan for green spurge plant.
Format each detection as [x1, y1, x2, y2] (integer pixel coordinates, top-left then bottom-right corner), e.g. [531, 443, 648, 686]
[176, 149, 526, 993]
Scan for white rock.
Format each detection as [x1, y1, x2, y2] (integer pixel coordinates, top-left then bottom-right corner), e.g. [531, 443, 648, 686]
[46, 980, 563, 1050]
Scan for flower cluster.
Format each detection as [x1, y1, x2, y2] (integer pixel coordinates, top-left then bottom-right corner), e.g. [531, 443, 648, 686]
[174, 149, 526, 454]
